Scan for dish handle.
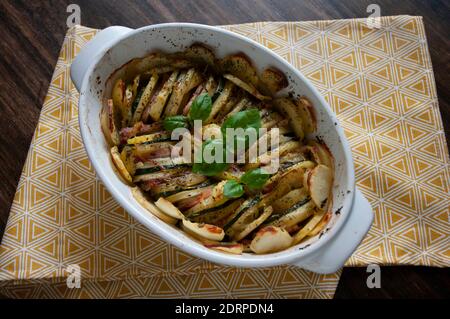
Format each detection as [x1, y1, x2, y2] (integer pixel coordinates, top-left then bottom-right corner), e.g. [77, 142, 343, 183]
[70, 26, 133, 92]
[290, 188, 373, 274]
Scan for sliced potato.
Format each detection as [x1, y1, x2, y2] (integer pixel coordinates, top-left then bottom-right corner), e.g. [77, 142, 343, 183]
[302, 168, 312, 192]
[296, 97, 317, 133]
[259, 67, 288, 95]
[120, 145, 136, 176]
[134, 141, 174, 160]
[166, 185, 213, 203]
[246, 141, 304, 171]
[202, 124, 222, 140]
[164, 68, 203, 116]
[144, 71, 179, 122]
[309, 141, 334, 172]
[273, 97, 305, 140]
[308, 211, 332, 237]
[183, 43, 215, 67]
[206, 80, 234, 123]
[234, 205, 274, 241]
[127, 132, 171, 145]
[101, 99, 120, 146]
[293, 209, 326, 244]
[132, 73, 159, 124]
[250, 226, 293, 254]
[204, 75, 218, 96]
[132, 187, 177, 225]
[155, 197, 185, 220]
[185, 181, 229, 216]
[271, 200, 315, 229]
[182, 219, 225, 241]
[204, 243, 244, 254]
[307, 164, 333, 209]
[223, 74, 271, 101]
[223, 97, 249, 121]
[110, 146, 132, 184]
[112, 79, 125, 114]
[219, 54, 259, 88]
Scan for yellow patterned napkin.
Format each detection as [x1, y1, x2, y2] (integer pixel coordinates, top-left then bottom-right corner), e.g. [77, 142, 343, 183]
[0, 15, 448, 298]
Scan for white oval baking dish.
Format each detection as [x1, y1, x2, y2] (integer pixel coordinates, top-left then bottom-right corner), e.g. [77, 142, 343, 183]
[70, 23, 373, 274]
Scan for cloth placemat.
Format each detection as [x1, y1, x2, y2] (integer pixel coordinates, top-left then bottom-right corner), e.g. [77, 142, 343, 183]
[0, 15, 448, 298]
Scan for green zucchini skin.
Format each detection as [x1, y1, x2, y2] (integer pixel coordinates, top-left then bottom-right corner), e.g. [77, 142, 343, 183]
[135, 163, 190, 176]
[152, 180, 214, 199]
[128, 136, 172, 147]
[263, 196, 311, 225]
[131, 88, 144, 115]
[188, 199, 236, 218]
[223, 195, 261, 231]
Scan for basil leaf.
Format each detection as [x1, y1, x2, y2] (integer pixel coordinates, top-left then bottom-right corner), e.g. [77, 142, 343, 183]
[240, 168, 272, 190]
[192, 139, 229, 176]
[163, 115, 190, 131]
[221, 108, 262, 134]
[222, 109, 262, 154]
[189, 93, 212, 121]
[224, 180, 244, 198]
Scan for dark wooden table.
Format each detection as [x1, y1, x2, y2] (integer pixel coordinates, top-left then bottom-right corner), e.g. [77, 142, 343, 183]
[0, 0, 449, 298]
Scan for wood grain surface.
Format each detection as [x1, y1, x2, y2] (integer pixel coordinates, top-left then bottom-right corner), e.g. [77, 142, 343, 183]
[0, 0, 448, 299]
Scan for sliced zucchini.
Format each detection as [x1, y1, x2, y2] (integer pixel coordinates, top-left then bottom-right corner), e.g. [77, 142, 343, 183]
[272, 188, 308, 213]
[110, 146, 132, 184]
[211, 77, 225, 102]
[184, 181, 229, 217]
[127, 132, 171, 145]
[263, 160, 315, 192]
[132, 73, 159, 124]
[270, 199, 314, 229]
[145, 71, 179, 122]
[164, 68, 203, 116]
[190, 198, 244, 225]
[223, 74, 271, 101]
[133, 167, 189, 183]
[150, 175, 210, 197]
[206, 80, 234, 123]
[250, 226, 293, 254]
[135, 163, 190, 176]
[233, 205, 274, 241]
[222, 195, 261, 231]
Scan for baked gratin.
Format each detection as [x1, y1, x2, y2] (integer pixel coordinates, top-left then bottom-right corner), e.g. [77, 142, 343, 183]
[101, 43, 334, 255]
